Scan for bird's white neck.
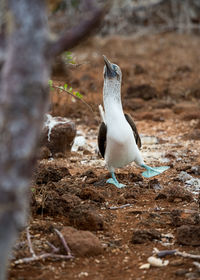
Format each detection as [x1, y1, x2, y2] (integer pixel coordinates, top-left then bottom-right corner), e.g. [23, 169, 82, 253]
[103, 79, 124, 123]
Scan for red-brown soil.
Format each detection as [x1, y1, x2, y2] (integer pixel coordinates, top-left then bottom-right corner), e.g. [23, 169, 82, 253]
[9, 33, 200, 280]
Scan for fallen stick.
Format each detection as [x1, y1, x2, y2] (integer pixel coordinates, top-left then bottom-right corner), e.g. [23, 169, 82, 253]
[153, 248, 200, 260]
[14, 227, 74, 265]
[109, 204, 132, 210]
[54, 228, 73, 257]
[14, 253, 72, 265]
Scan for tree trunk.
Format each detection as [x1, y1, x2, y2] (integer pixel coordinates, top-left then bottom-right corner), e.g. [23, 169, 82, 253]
[0, 0, 105, 278]
[0, 1, 50, 279]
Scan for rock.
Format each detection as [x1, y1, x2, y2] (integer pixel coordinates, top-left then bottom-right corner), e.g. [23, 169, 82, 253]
[147, 256, 169, 267]
[176, 225, 200, 246]
[155, 193, 167, 200]
[134, 64, 146, 75]
[131, 229, 161, 244]
[148, 179, 162, 190]
[186, 272, 200, 279]
[78, 187, 105, 203]
[157, 185, 193, 203]
[181, 112, 200, 121]
[57, 226, 103, 257]
[173, 103, 199, 115]
[40, 114, 76, 156]
[171, 209, 200, 227]
[126, 84, 158, 100]
[38, 146, 51, 159]
[189, 84, 200, 99]
[69, 206, 104, 231]
[35, 163, 70, 184]
[176, 65, 192, 73]
[175, 269, 189, 276]
[124, 98, 145, 111]
[190, 166, 200, 175]
[188, 129, 200, 140]
[139, 263, 150, 269]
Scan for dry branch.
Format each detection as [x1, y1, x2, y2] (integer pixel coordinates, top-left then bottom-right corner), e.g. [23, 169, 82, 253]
[14, 228, 74, 265]
[154, 248, 200, 260]
[48, 0, 107, 57]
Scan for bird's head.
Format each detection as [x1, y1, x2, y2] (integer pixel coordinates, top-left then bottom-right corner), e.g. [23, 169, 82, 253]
[103, 55, 122, 82]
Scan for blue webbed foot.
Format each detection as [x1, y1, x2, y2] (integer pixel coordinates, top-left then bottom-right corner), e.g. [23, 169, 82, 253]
[141, 164, 170, 178]
[106, 178, 126, 188]
[106, 171, 126, 188]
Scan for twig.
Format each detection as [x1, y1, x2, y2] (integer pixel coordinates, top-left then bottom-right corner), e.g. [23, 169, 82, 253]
[176, 251, 200, 260]
[153, 248, 200, 260]
[26, 227, 36, 258]
[54, 228, 72, 257]
[14, 253, 72, 265]
[48, 0, 108, 57]
[46, 241, 60, 253]
[53, 85, 94, 114]
[14, 227, 74, 265]
[193, 262, 200, 271]
[109, 204, 132, 210]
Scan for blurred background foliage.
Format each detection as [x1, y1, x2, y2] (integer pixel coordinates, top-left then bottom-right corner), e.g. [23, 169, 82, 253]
[46, 0, 200, 37]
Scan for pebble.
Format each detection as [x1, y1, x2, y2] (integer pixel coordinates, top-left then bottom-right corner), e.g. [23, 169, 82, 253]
[139, 263, 150, 269]
[147, 256, 169, 267]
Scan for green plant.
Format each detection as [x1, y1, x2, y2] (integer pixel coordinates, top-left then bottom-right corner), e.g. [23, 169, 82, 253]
[48, 80, 93, 113]
[63, 51, 76, 64]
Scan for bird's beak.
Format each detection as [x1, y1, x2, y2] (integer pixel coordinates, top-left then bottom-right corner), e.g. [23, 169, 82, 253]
[103, 55, 114, 76]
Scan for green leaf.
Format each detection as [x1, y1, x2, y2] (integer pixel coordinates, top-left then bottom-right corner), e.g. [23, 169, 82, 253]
[48, 80, 53, 87]
[64, 51, 76, 64]
[74, 91, 83, 99]
[64, 83, 68, 90]
[48, 80, 54, 91]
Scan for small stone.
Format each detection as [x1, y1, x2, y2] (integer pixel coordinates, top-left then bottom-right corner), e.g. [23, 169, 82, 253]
[78, 272, 89, 278]
[69, 206, 104, 231]
[171, 259, 184, 266]
[176, 225, 200, 246]
[186, 272, 200, 279]
[131, 229, 161, 244]
[147, 256, 169, 267]
[174, 198, 183, 203]
[175, 269, 189, 276]
[139, 263, 150, 269]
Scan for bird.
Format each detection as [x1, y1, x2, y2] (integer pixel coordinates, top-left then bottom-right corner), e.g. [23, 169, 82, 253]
[97, 55, 170, 188]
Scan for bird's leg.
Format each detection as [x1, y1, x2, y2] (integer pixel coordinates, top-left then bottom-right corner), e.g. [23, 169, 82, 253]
[141, 164, 170, 178]
[106, 171, 126, 188]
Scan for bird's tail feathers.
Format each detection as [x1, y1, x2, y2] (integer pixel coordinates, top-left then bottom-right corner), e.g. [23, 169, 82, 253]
[99, 104, 106, 123]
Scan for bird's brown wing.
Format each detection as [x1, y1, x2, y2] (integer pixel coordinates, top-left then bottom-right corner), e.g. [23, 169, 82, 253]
[124, 113, 142, 148]
[98, 122, 107, 158]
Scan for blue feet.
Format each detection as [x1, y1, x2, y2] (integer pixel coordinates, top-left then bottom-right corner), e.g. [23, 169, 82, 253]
[141, 164, 170, 178]
[106, 172, 126, 188]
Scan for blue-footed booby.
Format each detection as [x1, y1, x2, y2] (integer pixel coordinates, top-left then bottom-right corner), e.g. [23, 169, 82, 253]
[98, 55, 170, 188]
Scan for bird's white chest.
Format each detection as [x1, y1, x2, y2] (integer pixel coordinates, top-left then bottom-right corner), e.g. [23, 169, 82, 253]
[105, 119, 138, 169]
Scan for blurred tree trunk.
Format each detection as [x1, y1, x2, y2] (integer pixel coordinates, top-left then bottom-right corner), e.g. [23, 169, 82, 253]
[0, 0, 104, 279]
[0, 1, 50, 279]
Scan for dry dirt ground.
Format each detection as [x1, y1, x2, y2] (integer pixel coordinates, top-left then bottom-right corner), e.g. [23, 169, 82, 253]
[9, 33, 200, 280]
